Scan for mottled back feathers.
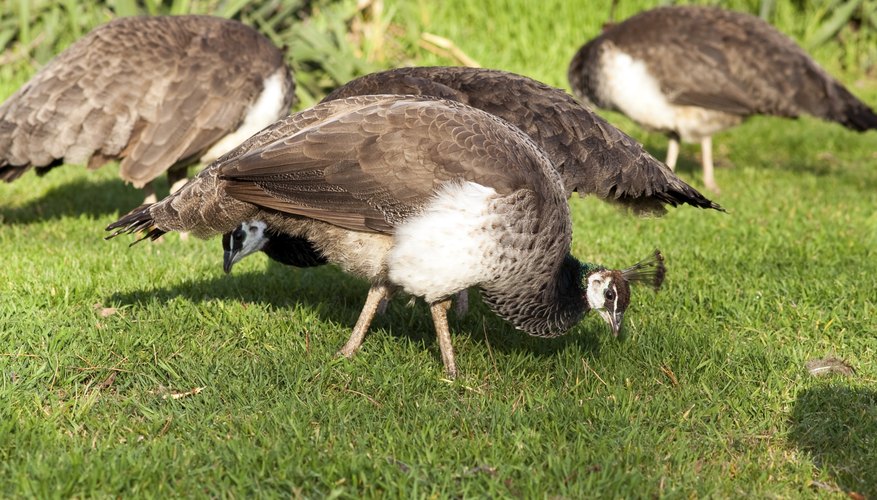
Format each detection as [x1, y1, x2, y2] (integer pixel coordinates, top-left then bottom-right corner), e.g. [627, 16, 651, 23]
[220, 96, 555, 234]
[324, 66, 721, 215]
[109, 95, 561, 240]
[0, 15, 295, 186]
[569, 6, 877, 130]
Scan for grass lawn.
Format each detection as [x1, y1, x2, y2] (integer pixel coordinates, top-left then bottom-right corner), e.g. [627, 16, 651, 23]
[2, 0, 876, 497]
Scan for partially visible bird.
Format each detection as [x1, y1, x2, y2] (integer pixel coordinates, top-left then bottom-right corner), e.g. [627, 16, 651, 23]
[218, 67, 718, 285]
[108, 95, 666, 379]
[325, 67, 720, 214]
[222, 220, 326, 273]
[0, 15, 295, 203]
[568, 5, 877, 193]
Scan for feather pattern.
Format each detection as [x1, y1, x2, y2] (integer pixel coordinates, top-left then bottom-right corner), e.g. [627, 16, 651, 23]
[109, 95, 671, 376]
[323, 67, 721, 215]
[0, 15, 295, 187]
[568, 6, 877, 135]
[108, 95, 592, 337]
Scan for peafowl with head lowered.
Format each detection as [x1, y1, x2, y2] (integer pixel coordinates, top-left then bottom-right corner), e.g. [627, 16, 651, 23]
[108, 95, 666, 379]
[568, 6, 877, 193]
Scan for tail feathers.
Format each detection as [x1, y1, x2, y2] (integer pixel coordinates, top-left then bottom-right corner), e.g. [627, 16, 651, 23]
[1, 158, 65, 182]
[0, 165, 30, 182]
[661, 180, 724, 212]
[105, 204, 166, 244]
[826, 83, 877, 131]
[582, 153, 725, 216]
[840, 99, 877, 132]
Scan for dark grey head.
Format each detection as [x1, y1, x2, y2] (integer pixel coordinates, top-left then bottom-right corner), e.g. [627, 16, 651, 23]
[583, 250, 665, 336]
[222, 220, 269, 273]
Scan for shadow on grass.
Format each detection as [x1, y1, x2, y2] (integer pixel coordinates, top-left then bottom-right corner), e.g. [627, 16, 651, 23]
[788, 384, 877, 497]
[0, 177, 145, 224]
[106, 259, 601, 359]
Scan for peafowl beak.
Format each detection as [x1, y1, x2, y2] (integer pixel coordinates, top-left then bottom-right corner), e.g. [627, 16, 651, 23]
[221, 232, 238, 274]
[598, 309, 624, 337]
[223, 249, 238, 274]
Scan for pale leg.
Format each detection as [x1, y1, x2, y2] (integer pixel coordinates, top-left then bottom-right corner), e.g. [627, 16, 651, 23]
[701, 136, 719, 193]
[430, 298, 457, 379]
[337, 284, 390, 358]
[376, 297, 389, 315]
[142, 182, 157, 205]
[169, 177, 188, 195]
[665, 136, 680, 170]
[167, 167, 189, 195]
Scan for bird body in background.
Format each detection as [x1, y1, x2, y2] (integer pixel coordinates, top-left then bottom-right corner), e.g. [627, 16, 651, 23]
[0, 15, 296, 203]
[220, 67, 719, 283]
[568, 5, 877, 193]
[108, 95, 665, 378]
[325, 66, 719, 214]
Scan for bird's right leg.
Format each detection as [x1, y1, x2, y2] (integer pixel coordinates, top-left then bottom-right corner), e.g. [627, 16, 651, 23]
[665, 134, 680, 170]
[142, 182, 158, 204]
[167, 166, 189, 195]
[337, 284, 390, 358]
[430, 298, 457, 380]
[701, 136, 719, 193]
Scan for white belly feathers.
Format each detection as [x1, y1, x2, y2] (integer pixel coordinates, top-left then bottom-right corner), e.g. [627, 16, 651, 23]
[200, 68, 290, 164]
[388, 181, 501, 303]
[598, 45, 741, 142]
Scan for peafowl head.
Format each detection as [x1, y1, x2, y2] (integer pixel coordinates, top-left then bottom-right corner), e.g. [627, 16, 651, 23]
[222, 220, 269, 273]
[583, 250, 665, 336]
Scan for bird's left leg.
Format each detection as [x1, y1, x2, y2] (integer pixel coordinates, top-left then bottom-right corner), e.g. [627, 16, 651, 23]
[142, 182, 158, 204]
[167, 166, 189, 195]
[430, 298, 457, 379]
[376, 297, 390, 315]
[337, 284, 390, 358]
[701, 136, 719, 193]
[665, 133, 680, 170]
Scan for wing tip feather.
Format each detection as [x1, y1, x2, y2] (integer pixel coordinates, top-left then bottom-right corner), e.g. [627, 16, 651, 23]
[105, 204, 167, 243]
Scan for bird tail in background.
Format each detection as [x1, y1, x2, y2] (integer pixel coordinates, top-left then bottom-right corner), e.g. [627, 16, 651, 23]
[105, 204, 166, 243]
[0, 165, 28, 182]
[831, 83, 877, 132]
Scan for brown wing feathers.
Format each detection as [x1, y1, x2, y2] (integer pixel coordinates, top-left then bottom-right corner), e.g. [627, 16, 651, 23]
[322, 67, 721, 214]
[108, 96, 546, 240]
[221, 97, 535, 233]
[587, 6, 877, 130]
[0, 16, 293, 187]
[106, 203, 168, 243]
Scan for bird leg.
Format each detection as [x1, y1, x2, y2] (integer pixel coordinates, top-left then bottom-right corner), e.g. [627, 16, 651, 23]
[376, 297, 389, 315]
[337, 284, 390, 358]
[700, 136, 719, 193]
[665, 135, 680, 170]
[454, 289, 469, 317]
[169, 177, 189, 195]
[430, 298, 457, 379]
[142, 182, 158, 205]
[167, 166, 189, 195]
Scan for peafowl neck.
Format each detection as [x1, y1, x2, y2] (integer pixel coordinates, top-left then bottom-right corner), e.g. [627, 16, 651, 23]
[481, 255, 595, 338]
